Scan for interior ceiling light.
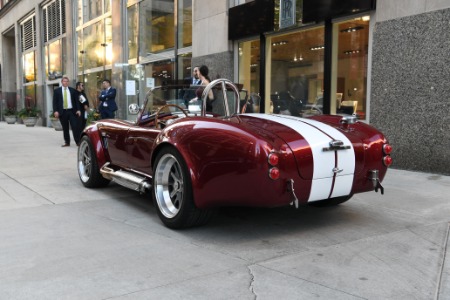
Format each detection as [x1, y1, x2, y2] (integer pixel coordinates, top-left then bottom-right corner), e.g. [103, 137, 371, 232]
[272, 41, 288, 47]
[344, 49, 361, 55]
[310, 45, 325, 51]
[341, 26, 364, 33]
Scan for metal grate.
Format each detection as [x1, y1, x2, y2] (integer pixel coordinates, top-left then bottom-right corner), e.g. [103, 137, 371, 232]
[43, 0, 66, 43]
[20, 16, 36, 52]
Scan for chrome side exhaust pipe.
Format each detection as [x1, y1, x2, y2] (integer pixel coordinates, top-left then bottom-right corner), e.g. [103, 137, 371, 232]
[101, 163, 151, 194]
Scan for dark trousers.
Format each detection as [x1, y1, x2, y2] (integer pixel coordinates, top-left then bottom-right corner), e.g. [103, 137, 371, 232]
[100, 109, 115, 119]
[80, 116, 87, 131]
[60, 109, 80, 145]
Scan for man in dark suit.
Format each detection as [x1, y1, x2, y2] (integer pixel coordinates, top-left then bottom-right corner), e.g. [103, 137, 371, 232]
[179, 66, 201, 107]
[98, 79, 118, 119]
[53, 77, 81, 147]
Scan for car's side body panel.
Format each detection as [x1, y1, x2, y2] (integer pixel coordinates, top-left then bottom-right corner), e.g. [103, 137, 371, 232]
[82, 111, 389, 209]
[150, 117, 297, 208]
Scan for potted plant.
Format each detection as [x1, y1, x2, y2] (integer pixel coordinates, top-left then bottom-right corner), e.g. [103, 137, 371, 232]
[18, 106, 41, 127]
[49, 111, 63, 131]
[86, 109, 101, 126]
[4, 107, 17, 124]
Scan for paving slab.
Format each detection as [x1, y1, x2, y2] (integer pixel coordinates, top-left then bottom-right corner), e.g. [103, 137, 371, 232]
[0, 122, 449, 299]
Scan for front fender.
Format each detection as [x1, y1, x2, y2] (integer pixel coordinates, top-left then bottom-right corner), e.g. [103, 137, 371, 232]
[82, 124, 110, 169]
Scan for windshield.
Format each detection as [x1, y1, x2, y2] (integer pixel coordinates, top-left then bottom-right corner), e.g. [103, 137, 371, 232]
[142, 79, 244, 122]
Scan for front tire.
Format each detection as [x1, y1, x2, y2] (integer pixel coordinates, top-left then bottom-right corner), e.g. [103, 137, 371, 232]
[153, 147, 213, 229]
[77, 136, 110, 188]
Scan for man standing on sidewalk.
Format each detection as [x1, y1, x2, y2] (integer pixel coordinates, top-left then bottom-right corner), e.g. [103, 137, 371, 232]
[53, 77, 81, 147]
[98, 79, 117, 119]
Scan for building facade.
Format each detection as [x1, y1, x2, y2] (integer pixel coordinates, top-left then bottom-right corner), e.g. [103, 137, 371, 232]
[0, 0, 449, 175]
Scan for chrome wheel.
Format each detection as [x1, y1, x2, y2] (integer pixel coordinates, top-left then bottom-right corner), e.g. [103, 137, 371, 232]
[77, 136, 110, 188]
[78, 139, 92, 183]
[154, 153, 185, 219]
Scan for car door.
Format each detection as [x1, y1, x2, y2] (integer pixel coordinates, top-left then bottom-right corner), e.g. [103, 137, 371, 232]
[126, 126, 159, 175]
[97, 122, 130, 168]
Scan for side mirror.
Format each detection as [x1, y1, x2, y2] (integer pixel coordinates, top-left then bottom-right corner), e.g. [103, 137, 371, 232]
[128, 103, 140, 115]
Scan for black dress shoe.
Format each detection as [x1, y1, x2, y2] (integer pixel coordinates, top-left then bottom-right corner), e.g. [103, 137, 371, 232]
[61, 144, 70, 147]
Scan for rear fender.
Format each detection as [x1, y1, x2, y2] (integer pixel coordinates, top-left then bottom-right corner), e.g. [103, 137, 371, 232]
[150, 118, 293, 209]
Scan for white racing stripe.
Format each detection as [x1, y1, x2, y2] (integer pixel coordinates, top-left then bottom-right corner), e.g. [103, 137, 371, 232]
[246, 114, 355, 202]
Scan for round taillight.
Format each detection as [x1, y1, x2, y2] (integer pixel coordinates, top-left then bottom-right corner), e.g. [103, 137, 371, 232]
[269, 167, 280, 180]
[383, 155, 393, 167]
[268, 153, 279, 166]
[383, 144, 392, 155]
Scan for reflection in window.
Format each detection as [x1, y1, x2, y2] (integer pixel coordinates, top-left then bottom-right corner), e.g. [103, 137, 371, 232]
[267, 27, 325, 116]
[46, 40, 64, 80]
[141, 0, 175, 55]
[178, 0, 192, 48]
[23, 51, 36, 83]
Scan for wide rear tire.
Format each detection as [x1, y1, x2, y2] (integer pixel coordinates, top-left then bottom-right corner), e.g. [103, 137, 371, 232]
[308, 195, 353, 207]
[77, 136, 110, 188]
[153, 147, 213, 229]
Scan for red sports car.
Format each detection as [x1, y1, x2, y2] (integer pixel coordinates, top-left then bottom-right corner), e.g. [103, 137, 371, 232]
[77, 79, 392, 229]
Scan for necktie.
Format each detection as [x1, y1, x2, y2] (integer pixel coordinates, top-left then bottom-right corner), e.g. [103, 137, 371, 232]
[63, 88, 68, 109]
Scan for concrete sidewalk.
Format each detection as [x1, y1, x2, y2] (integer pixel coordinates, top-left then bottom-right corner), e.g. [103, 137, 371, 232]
[0, 121, 449, 299]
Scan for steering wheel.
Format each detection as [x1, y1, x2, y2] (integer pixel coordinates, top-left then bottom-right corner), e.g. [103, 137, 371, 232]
[154, 104, 189, 129]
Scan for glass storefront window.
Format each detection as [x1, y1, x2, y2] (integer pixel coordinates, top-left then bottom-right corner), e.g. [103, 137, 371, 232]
[78, 0, 111, 24]
[178, 53, 193, 81]
[83, 21, 105, 70]
[178, 0, 192, 48]
[105, 17, 113, 66]
[78, 31, 84, 74]
[88, 0, 102, 20]
[77, 69, 111, 110]
[125, 64, 144, 120]
[140, 0, 175, 56]
[105, 0, 111, 13]
[334, 16, 370, 119]
[144, 59, 174, 88]
[24, 84, 36, 107]
[266, 26, 325, 116]
[238, 39, 261, 98]
[23, 51, 36, 83]
[45, 40, 63, 80]
[127, 5, 139, 61]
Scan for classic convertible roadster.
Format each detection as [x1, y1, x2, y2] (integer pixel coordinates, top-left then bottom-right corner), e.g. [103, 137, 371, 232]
[77, 79, 392, 229]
